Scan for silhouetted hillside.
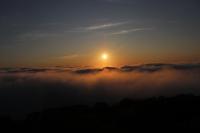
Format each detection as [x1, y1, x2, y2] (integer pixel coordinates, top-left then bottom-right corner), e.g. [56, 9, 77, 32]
[1, 94, 200, 132]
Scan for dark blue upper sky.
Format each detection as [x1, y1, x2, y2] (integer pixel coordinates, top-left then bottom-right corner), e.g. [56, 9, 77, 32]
[0, 0, 200, 67]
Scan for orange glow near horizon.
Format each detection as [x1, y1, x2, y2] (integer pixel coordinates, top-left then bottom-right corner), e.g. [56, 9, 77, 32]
[95, 52, 111, 68]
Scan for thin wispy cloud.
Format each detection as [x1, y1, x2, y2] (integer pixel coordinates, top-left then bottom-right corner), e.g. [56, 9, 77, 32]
[105, 0, 119, 2]
[18, 31, 63, 41]
[65, 21, 130, 33]
[84, 21, 129, 31]
[110, 27, 153, 35]
[104, 0, 123, 3]
[60, 54, 79, 59]
[104, 0, 134, 4]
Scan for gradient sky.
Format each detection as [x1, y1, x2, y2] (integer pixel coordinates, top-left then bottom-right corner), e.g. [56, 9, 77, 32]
[0, 0, 200, 67]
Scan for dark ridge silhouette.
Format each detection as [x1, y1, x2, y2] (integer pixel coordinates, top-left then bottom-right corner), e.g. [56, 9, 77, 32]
[1, 63, 200, 74]
[102, 67, 119, 71]
[171, 63, 200, 70]
[75, 68, 103, 74]
[2, 94, 200, 132]
[120, 65, 141, 72]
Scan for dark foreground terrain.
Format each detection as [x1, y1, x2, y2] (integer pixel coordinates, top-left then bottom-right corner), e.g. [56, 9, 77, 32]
[1, 95, 200, 132]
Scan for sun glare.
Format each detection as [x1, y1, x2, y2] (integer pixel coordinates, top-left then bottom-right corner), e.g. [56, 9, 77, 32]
[101, 53, 108, 60]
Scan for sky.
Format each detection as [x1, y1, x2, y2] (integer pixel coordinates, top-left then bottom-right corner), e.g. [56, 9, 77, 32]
[0, 0, 200, 67]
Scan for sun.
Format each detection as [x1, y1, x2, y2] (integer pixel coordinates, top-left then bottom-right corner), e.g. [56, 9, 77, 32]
[101, 53, 108, 60]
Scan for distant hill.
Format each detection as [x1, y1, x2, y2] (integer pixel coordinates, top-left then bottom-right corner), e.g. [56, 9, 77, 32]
[1, 94, 200, 132]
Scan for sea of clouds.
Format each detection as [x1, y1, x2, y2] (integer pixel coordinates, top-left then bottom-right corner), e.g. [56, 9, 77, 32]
[0, 63, 200, 119]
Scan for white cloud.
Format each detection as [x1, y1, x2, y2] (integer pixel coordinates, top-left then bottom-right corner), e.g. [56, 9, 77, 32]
[65, 21, 131, 33]
[60, 54, 79, 59]
[84, 22, 129, 31]
[110, 27, 153, 35]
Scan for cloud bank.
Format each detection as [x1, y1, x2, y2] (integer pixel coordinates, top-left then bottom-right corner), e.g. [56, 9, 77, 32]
[0, 63, 200, 118]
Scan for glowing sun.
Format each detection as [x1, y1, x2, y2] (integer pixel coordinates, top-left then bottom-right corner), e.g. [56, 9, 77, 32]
[101, 53, 108, 60]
